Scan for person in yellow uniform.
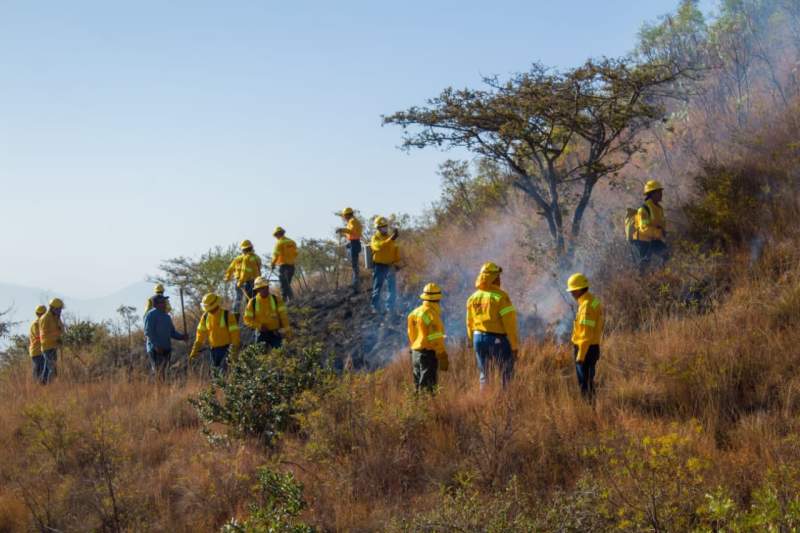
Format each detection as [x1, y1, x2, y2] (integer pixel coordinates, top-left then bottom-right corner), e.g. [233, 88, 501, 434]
[632, 180, 668, 271]
[370, 217, 400, 315]
[224, 240, 262, 318]
[466, 263, 519, 388]
[271, 227, 298, 302]
[29, 305, 47, 382]
[143, 283, 172, 317]
[567, 273, 604, 401]
[243, 276, 290, 350]
[189, 293, 240, 372]
[407, 283, 449, 392]
[38, 298, 65, 384]
[336, 207, 363, 291]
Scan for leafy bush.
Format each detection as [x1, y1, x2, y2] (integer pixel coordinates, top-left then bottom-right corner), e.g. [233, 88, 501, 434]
[191, 343, 333, 447]
[222, 467, 314, 533]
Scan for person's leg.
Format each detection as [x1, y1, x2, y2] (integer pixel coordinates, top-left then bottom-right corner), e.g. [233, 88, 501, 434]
[158, 350, 172, 381]
[474, 334, 489, 387]
[350, 242, 361, 289]
[371, 265, 387, 311]
[32, 355, 44, 382]
[147, 350, 159, 377]
[209, 346, 229, 373]
[286, 265, 295, 300]
[386, 267, 397, 313]
[233, 285, 244, 316]
[498, 337, 515, 388]
[42, 349, 58, 384]
[585, 346, 600, 400]
[574, 345, 589, 397]
[419, 350, 438, 392]
[412, 350, 422, 392]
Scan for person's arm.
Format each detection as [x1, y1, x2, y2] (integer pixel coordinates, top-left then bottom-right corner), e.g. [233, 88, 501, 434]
[224, 257, 238, 281]
[169, 317, 184, 341]
[499, 295, 519, 352]
[144, 312, 156, 342]
[243, 298, 257, 329]
[573, 301, 594, 363]
[190, 319, 208, 358]
[429, 314, 446, 355]
[271, 242, 280, 269]
[29, 322, 38, 356]
[466, 300, 475, 345]
[406, 313, 416, 348]
[254, 255, 262, 275]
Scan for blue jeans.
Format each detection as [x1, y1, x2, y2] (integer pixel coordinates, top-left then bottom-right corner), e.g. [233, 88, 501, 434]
[234, 280, 254, 316]
[371, 263, 396, 312]
[347, 240, 361, 288]
[473, 332, 514, 387]
[41, 349, 58, 384]
[209, 345, 230, 373]
[32, 355, 45, 382]
[575, 345, 600, 400]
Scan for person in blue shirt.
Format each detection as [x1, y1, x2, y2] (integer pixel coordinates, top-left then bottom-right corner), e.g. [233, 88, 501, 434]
[144, 295, 187, 380]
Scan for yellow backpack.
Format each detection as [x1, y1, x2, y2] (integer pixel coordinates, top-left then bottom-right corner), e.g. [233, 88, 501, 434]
[624, 204, 651, 242]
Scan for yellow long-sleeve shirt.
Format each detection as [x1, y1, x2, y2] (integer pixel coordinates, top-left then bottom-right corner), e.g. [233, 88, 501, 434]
[370, 233, 400, 265]
[225, 252, 262, 286]
[38, 311, 63, 352]
[342, 218, 363, 241]
[29, 319, 42, 357]
[407, 302, 446, 354]
[466, 284, 519, 351]
[190, 308, 240, 357]
[272, 238, 298, 266]
[143, 296, 171, 316]
[635, 199, 666, 242]
[571, 291, 604, 362]
[243, 293, 289, 333]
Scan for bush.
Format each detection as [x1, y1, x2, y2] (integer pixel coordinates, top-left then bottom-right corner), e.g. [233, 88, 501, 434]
[191, 343, 333, 448]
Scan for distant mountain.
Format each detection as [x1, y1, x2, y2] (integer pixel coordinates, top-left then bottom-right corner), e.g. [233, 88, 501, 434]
[0, 281, 171, 343]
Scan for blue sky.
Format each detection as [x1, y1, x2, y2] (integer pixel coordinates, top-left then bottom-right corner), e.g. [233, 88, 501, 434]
[1, 0, 714, 297]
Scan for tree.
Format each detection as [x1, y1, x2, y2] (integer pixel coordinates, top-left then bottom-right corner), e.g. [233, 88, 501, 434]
[153, 244, 238, 310]
[384, 58, 684, 264]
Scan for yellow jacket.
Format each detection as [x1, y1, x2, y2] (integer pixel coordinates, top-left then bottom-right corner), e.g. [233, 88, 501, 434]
[370, 233, 400, 265]
[466, 275, 519, 351]
[190, 308, 240, 357]
[225, 252, 262, 286]
[29, 319, 42, 357]
[342, 218, 363, 241]
[571, 291, 604, 362]
[635, 199, 666, 242]
[243, 293, 290, 333]
[143, 296, 171, 316]
[407, 302, 446, 354]
[272, 238, 298, 266]
[38, 312, 63, 352]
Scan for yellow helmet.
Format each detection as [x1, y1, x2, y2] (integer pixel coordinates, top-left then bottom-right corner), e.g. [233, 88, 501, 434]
[644, 180, 664, 194]
[374, 216, 388, 228]
[240, 239, 253, 250]
[253, 276, 269, 290]
[201, 293, 220, 312]
[154, 283, 165, 294]
[420, 282, 443, 302]
[479, 262, 502, 275]
[49, 298, 64, 309]
[273, 226, 285, 237]
[341, 207, 354, 216]
[35, 305, 47, 316]
[566, 273, 590, 292]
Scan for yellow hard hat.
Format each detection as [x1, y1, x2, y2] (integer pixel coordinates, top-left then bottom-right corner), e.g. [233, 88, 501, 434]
[201, 293, 220, 312]
[35, 305, 47, 316]
[420, 282, 443, 302]
[479, 262, 502, 275]
[49, 298, 64, 309]
[341, 207, 354, 216]
[253, 276, 269, 290]
[240, 239, 253, 250]
[374, 216, 388, 228]
[567, 273, 590, 292]
[644, 180, 664, 194]
[154, 283, 165, 294]
[273, 226, 285, 237]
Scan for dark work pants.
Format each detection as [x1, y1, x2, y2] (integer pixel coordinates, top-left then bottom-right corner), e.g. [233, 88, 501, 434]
[256, 330, 283, 350]
[32, 355, 45, 383]
[371, 263, 396, 313]
[347, 240, 361, 289]
[575, 344, 600, 400]
[473, 332, 514, 387]
[279, 265, 295, 301]
[41, 349, 58, 384]
[209, 345, 230, 373]
[234, 280, 254, 316]
[632, 240, 668, 272]
[148, 349, 172, 380]
[412, 349, 438, 392]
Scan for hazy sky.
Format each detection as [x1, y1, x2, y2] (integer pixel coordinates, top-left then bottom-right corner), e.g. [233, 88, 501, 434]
[1, 0, 715, 297]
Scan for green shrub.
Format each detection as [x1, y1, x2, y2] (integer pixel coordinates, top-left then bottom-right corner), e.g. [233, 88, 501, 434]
[191, 343, 333, 448]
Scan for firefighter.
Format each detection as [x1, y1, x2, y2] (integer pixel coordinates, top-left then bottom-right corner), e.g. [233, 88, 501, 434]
[29, 305, 47, 382]
[407, 283, 449, 392]
[38, 298, 65, 384]
[336, 207, 363, 291]
[224, 240, 262, 317]
[567, 273, 604, 401]
[243, 276, 290, 350]
[370, 217, 400, 315]
[632, 180, 668, 271]
[189, 293, 240, 372]
[271, 227, 298, 301]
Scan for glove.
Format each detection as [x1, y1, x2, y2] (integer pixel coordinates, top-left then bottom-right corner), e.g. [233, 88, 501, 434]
[437, 352, 449, 372]
[391, 229, 399, 240]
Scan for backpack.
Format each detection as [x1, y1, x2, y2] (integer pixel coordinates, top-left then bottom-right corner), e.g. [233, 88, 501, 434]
[624, 204, 651, 242]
